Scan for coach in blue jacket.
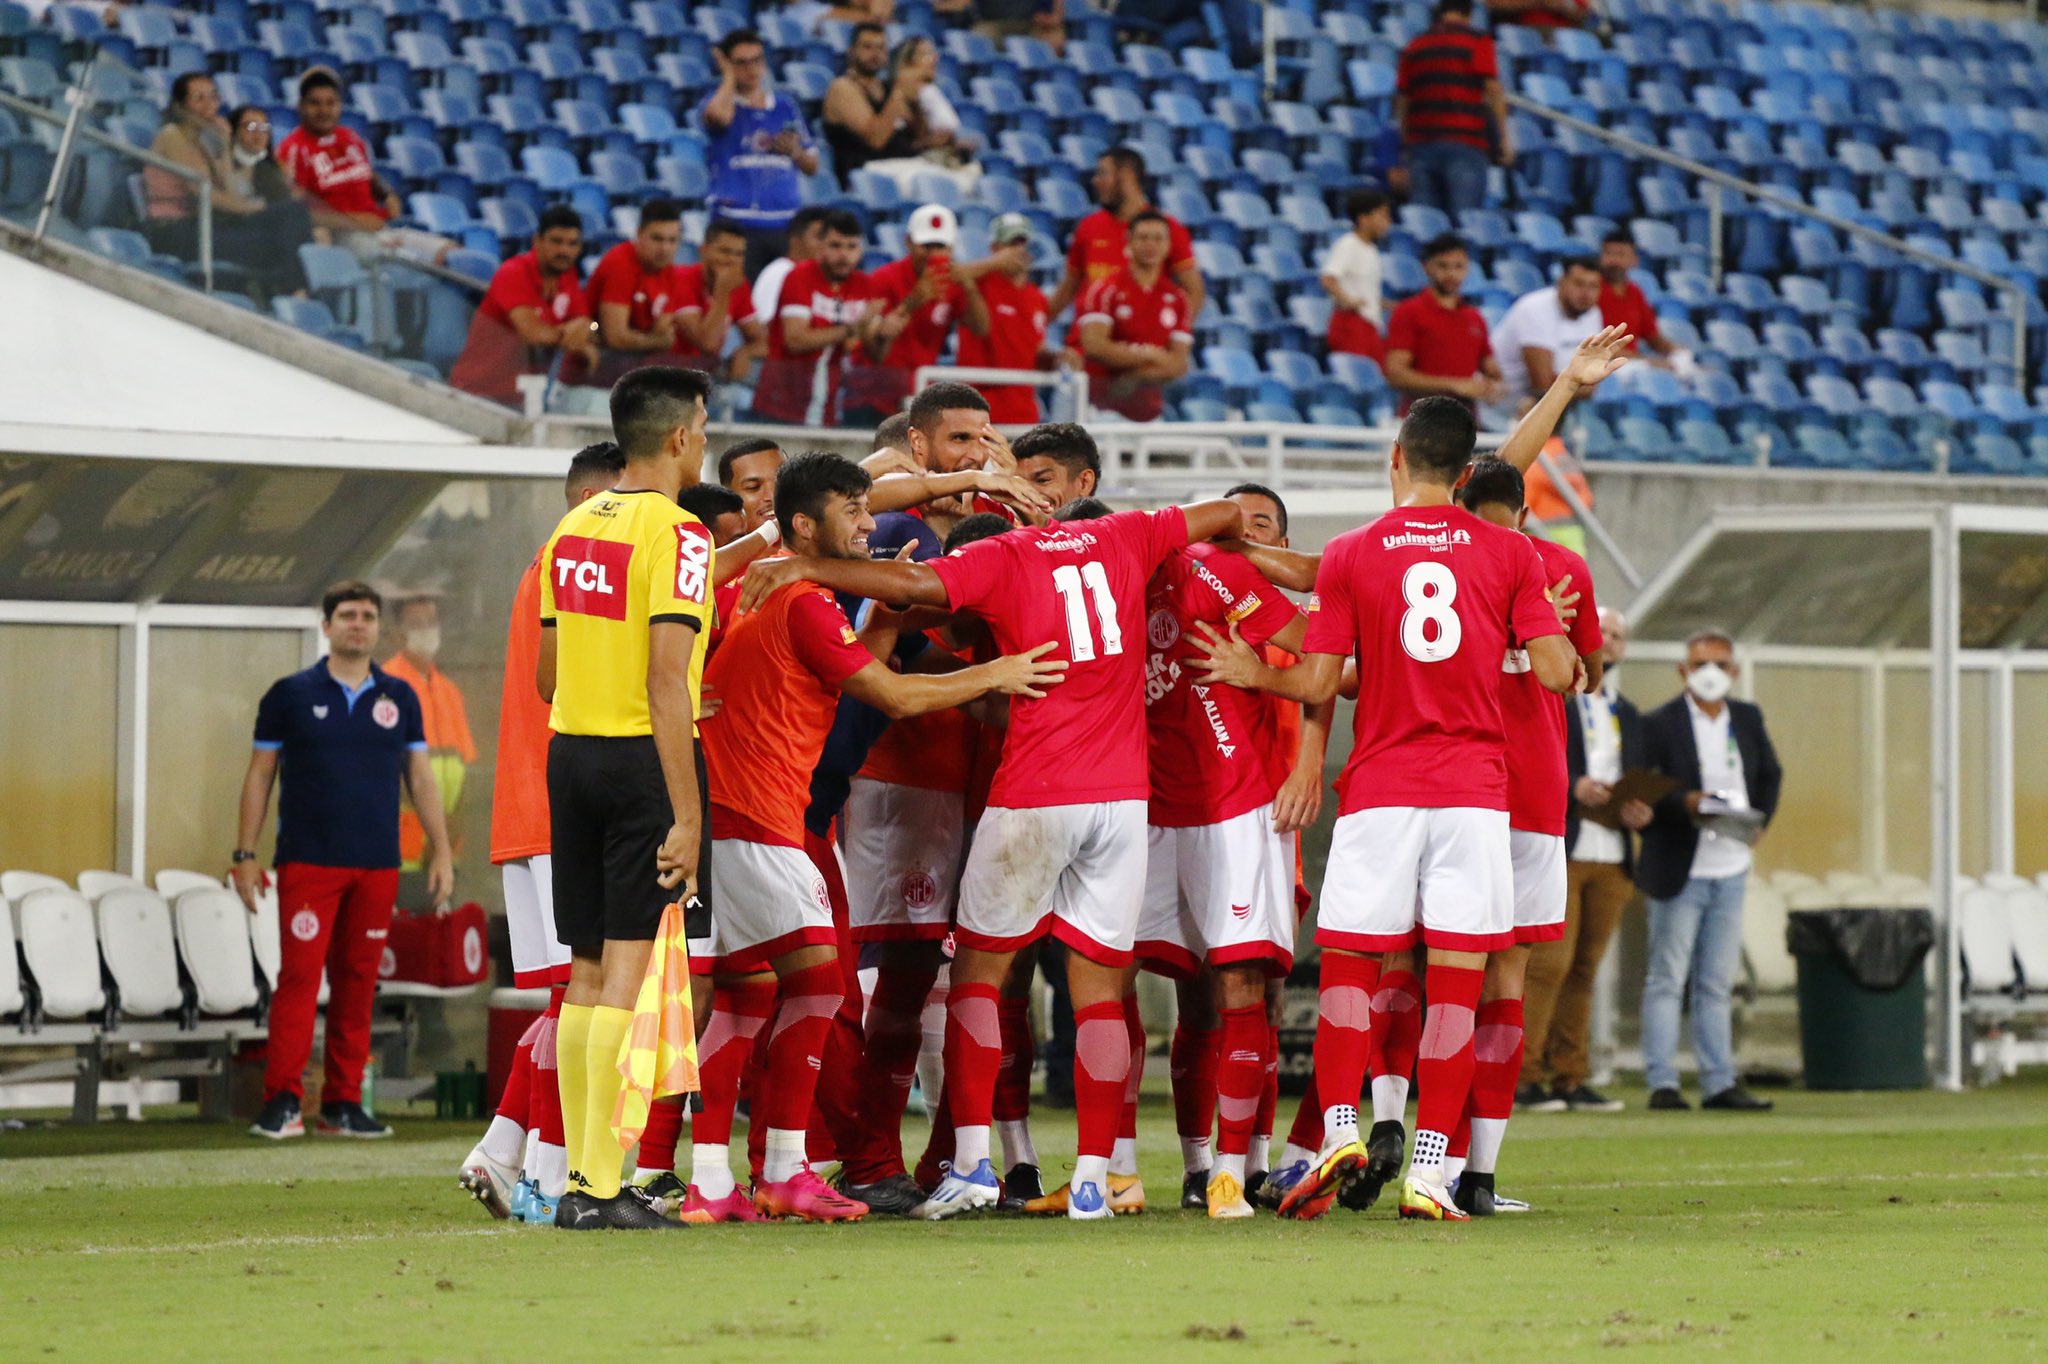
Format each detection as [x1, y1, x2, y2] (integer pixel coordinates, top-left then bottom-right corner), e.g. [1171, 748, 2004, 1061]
[1636, 628, 1782, 1113]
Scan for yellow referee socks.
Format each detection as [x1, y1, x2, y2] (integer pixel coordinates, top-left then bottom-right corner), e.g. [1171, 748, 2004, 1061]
[557, 1003, 593, 1196]
[580, 1005, 634, 1200]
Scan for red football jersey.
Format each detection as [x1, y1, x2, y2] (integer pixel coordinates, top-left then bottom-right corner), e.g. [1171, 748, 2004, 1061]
[1501, 537, 1602, 835]
[929, 507, 1189, 810]
[1076, 269, 1193, 422]
[668, 266, 756, 364]
[1144, 543, 1299, 827]
[1066, 208, 1196, 288]
[277, 125, 387, 220]
[756, 258, 868, 425]
[586, 241, 689, 335]
[841, 255, 968, 414]
[959, 270, 1049, 424]
[449, 251, 590, 403]
[1302, 505, 1563, 815]
[1383, 292, 1492, 416]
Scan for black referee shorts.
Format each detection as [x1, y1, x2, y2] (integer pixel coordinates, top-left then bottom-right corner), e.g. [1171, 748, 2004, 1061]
[547, 735, 713, 948]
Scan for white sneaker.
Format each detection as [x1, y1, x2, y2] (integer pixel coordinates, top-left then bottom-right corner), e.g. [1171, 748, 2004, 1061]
[458, 1143, 521, 1220]
[1492, 1192, 1532, 1213]
[1066, 1179, 1112, 1220]
[912, 1159, 1002, 1220]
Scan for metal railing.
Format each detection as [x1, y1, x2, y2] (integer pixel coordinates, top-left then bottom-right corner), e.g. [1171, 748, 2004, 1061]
[1505, 91, 2032, 391]
[3, 61, 216, 290]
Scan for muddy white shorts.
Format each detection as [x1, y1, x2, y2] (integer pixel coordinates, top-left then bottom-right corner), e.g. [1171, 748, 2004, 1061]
[842, 777, 964, 943]
[955, 800, 1148, 965]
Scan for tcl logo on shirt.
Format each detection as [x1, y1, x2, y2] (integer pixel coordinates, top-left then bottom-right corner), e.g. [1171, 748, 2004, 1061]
[552, 534, 633, 620]
[674, 522, 712, 605]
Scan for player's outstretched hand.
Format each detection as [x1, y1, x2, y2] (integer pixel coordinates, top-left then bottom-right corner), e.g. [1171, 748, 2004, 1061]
[655, 823, 697, 893]
[862, 447, 922, 480]
[1563, 325, 1634, 394]
[1273, 758, 1323, 834]
[986, 640, 1068, 699]
[1188, 620, 1263, 689]
[736, 555, 806, 614]
[1550, 571, 1580, 623]
[979, 422, 1017, 473]
[974, 469, 1052, 516]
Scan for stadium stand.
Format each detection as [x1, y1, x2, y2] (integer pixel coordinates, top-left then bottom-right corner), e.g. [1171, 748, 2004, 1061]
[0, 0, 2045, 466]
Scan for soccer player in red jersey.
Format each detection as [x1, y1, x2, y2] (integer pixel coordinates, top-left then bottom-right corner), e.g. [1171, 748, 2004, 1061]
[753, 208, 874, 426]
[958, 214, 1052, 425]
[1447, 457, 1604, 1216]
[457, 443, 621, 1223]
[686, 454, 1064, 1223]
[1076, 213, 1194, 422]
[736, 444, 1246, 1222]
[668, 220, 766, 382]
[1009, 421, 1099, 507]
[1048, 147, 1205, 322]
[448, 205, 596, 406]
[1138, 527, 1310, 1219]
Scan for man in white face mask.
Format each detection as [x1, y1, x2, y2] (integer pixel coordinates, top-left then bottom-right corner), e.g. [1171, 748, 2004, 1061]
[385, 595, 478, 903]
[1634, 628, 1783, 1112]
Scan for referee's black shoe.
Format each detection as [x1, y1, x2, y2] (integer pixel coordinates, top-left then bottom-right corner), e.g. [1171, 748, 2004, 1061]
[835, 1171, 927, 1217]
[554, 1190, 608, 1230]
[1181, 1170, 1209, 1209]
[998, 1162, 1043, 1212]
[598, 1184, 681, 1229]
[1340, 1120, 1405, 1211]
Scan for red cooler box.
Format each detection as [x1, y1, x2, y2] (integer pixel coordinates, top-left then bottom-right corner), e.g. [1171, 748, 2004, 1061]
[486, 986, 549, 1111]
[380, 902, 490, 987]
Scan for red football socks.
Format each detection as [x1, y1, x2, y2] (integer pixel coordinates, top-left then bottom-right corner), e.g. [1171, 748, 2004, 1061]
[758, 962, 844, 1133]
[1311, 951, 1381, 1141]
[1074, 999, 1132, 1159]
[942, 982, 1003, 1132]
[1412, 964, 1485, 1179]
[1214, 1005, 1267, 1157]
[692, 978, 778, 1147]
[1170, 1017, 1221, 1145]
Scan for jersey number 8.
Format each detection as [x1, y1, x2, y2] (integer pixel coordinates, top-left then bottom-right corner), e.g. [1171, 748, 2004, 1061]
[1052, 561, 1123, 662]
[1399, 561, 1461, 662]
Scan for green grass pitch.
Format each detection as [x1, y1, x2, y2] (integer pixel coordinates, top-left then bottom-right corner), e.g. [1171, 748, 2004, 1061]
[4, 1077, 2046, 1361]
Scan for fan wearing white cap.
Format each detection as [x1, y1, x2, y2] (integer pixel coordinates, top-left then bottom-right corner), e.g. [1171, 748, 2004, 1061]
[840, 203, 1007, 426]
[955, 213, 1047, 425]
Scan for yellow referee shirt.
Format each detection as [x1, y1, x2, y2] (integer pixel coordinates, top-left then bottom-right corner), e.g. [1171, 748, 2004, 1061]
[540, 488, 713, 738]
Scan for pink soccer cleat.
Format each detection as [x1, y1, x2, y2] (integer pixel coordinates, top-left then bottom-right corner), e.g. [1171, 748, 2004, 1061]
[752, 1166, 869, 1223]
[675, 1185, 764, 1224]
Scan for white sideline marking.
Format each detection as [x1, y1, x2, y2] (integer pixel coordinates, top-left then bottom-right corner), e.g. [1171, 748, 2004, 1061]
[74, 1227, 514, 1256]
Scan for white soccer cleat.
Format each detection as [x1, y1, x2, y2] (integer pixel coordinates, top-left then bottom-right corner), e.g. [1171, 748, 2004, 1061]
[1492, 1193, 1532, 1213]
[913, 1159, 1002, 1220]
[458, 1143, 522, 1220]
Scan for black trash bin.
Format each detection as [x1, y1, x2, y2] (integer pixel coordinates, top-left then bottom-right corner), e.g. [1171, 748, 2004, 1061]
[1785, 908, 1934, 1090]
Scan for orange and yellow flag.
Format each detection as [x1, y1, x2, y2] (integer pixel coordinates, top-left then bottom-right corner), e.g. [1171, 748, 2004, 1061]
[612, 899, 699, 1149]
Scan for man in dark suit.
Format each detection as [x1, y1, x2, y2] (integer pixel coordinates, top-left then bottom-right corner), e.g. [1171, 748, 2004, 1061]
[1520, 606, 1647, 1113]
[1637, 628, 1783, 1112]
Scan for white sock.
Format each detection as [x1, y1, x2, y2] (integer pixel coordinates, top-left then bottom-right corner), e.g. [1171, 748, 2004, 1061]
[479, 1114, 525, 1167]
[1179, 1135, 1213, 1175]
[1216, 1151, 1247, 1183]
[762, 1128, 807, 1185]
[690, 1142, 735, 1200]
[532, 1142, 568, 1200]
[997, 1118, 1037, 1170]
[953, 1123, 992, 1173]
[1321, 1103, 1360, 1151]
[1073, 1153, 1110, 1191]
[1468, 1116, 1509, 1175]
[1279, 1141, 1317, 1170]
[1109, 1135, 1139, 1176]
[1370, 1075, 1410, 1125]
[631, 1165, 669, 1183]
[522, 1127, 540, 1173]
[1247, 1134, 1270, 1177]
[1444, 1154, 1467, 1186]
[1410, 1128, 1449, 1183]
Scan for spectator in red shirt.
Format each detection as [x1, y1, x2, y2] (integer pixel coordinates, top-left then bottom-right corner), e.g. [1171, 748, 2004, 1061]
[1488, 0, 1595, 27]
[1383, 232, 1503, 416]
[671, 219, 768, 383]
[1076, 210, 1193, 422]
[277, 68, 452, 267]
[448, 203, 597, 406]
[584, 198, 688, 386]
[1047, 147, 1205, 323]
[1395, 0, 1511, 214]
[1598, 230, 1682, 362]
[841, 203, 1003, 426]
[753, 207, 878, 426]
[958, 212, 1053, 425]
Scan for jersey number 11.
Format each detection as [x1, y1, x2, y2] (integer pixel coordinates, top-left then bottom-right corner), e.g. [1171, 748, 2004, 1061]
[1052, 562, 1123, 662]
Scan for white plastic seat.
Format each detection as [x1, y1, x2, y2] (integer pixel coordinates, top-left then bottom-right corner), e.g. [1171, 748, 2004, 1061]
[14, 885, 107, 1019]
[1979, 871, 2029, 894]
[2000, 885, 2048, 994]
[76, 870, 145, 899]
[1876, 874, 1931, 908]
[1822, 871, 1881, 903]
[1959, 884, 2019, 994]
[0, 897, 22, 1018]
[154, 869, 227, 899]
[170, 885, 261, 1016]
[1769, 870, 1820, 897]
[94, 886, 185, 1018]
[1786, 884, 1844, 910]
[1, 870, 69, 900]
[1742, 880, 1797, 992]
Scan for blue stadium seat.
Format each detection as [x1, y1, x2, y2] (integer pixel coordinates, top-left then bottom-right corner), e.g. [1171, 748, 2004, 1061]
[1033, 175, 1089, 221]
[1265, 348, 1322, 392]
[1328, 352, 1388, 396]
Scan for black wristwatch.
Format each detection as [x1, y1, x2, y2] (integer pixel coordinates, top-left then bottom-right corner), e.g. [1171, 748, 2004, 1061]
[231, 849, 259, 864]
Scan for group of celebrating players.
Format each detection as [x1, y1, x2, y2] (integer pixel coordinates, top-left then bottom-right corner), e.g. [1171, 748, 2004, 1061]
[456, 320, 1636, 1230]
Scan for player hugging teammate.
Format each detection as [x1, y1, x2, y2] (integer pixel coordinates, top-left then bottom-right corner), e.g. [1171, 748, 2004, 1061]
[456, 328, 1635, 1228]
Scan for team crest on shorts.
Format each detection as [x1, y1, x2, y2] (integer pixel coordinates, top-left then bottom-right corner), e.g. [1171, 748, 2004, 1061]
[371, 696, 400, 729]
[1147, 607, 1180, 650]
[901, 871, 938, 910]
[290, 908, 321, 941]
[813, 878, 832, 912]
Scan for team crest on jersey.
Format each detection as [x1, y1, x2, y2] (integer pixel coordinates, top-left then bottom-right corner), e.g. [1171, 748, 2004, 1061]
[312, 705, 328, 719]
[900, 871, 937, 910]
[371, 696, 400, 729]
[1114, 304, 1133, 320]
[1147, 607, 1179, 650]
[1160, 305, 1179, 328]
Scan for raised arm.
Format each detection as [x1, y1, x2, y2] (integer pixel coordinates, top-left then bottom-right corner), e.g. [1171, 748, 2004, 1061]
[1494, 323, 1634, 474]
[738, 554, 951, 614]
[1178, 498, 1246, 545]
[869, 468, 1050, 517]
